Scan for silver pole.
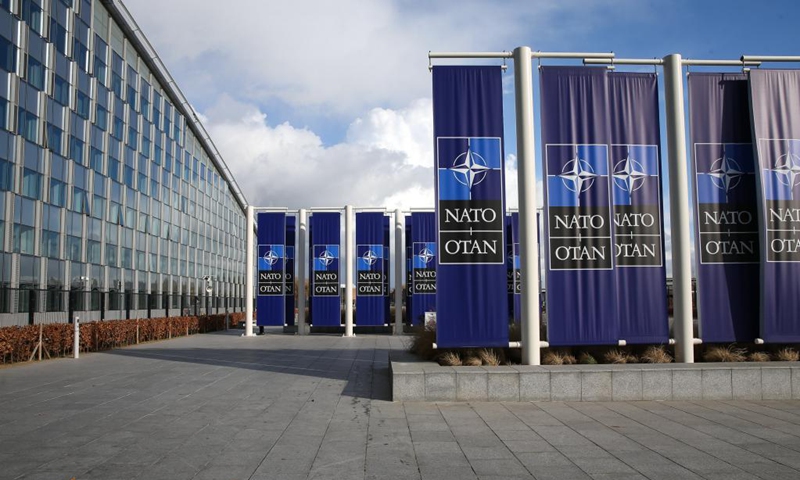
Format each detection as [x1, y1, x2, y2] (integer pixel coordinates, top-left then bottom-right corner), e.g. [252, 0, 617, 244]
[73, 316, 79, 359]
[244, 205, 255, 337]
[662, 54, 694, 363]
[394, 209, 404, 335]
[344, 205, 355, 337]
[514, 46, 541, 366]
[297, 209, 308, 335]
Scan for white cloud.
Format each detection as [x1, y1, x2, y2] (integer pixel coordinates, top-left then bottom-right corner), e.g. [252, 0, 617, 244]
[202, 95, 435, 210]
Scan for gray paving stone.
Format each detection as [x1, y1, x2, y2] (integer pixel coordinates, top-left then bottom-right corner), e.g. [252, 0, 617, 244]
[762, 368, 792, 400]
[672, 369, 702, 400]
[702, 368, 733, 400]
[487, 367, 520, 401]
[581, 371, 612, 402]
[642, 369, 672, 400]
[612, 370, 643, 401]
[425, 370, 457, 401]
[456, 367, 488, 401]
[520, 371, 550, 401]
[551, 371, 581, 402]
[732, 368, 762, 400]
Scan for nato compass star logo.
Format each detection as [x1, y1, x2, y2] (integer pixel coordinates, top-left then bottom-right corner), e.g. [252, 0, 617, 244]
[559, 156, 597, 194]
[418, 247, 434, 265]
[361, 249, 378, 266]
[772, 151, 800, 190]
[263, 249, 280, 266]
[449, 145, 490, 190]
[613, 156, 648, 194]
[318, 249, 335, 267]
[706, 155, 745, 204]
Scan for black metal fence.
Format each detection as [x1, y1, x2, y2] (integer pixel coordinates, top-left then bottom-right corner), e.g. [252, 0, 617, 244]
[0, 288, 244, 326]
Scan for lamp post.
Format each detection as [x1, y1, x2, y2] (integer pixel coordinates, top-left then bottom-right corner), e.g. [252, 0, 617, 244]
[203, 276, 212, 315]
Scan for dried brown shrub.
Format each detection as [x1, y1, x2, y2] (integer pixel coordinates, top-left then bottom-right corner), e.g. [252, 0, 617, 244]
[462, 355, 483, 366]
[775, 348, 800, 362]
[640, 346, 673, 364]
[478, 349, 502, 366]
[407, 323, 437, 360]
[543, 350, 577, 365]
[748, 351, 771, 362]
[578, 352, 598, 364]
[604, 349, 638, 364]
[703, 345, 746, 362]
[437, 351, 462, 366]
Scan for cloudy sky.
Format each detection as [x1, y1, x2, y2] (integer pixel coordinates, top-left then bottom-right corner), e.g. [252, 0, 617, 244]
[122, 0, 799, 214]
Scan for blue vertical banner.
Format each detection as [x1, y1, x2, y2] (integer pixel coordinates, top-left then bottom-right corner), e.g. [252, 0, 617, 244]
[608, 73, 668, 344]
[541, 67, 667, 345]
[688, 73, 759, 342]
[383, 216, 391, 319]
[432, 66, 509, 348]
[411, 211, 436, 325]
[505, 214, 515, 321]
[405, 214, 413, 326]
[749, 70, 800, 342]
[309, 212, 341, 326]
[356, 212, 388, 326]
[257, 212, 286, 326]
[285, 215, 296, 326]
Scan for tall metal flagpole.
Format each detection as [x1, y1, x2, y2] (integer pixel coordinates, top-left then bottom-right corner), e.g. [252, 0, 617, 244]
[244, 205, 256, 337]
[663, 54, 694, 363]
[344, 205, 355, 337]
[513, 47, 541, 365]
[297, 209, 308, 335]
[394, 209, 404, 335]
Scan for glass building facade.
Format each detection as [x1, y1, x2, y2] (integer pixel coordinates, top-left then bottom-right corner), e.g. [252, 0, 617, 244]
[0, 0, 248, 326]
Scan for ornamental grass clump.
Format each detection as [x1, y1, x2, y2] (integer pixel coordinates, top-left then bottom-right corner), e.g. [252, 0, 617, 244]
[437, 351, 462, 366]
[543, 350, 577, 365]
[578, 352, 597, 364]
[774, 347, 800, 362]
[407, 324, 437, 361]
[640, 346, 673, 364]
[703, 344, 746, 362]
[604, 349, 637, 364]
[748, 351, 771, 362]
[462, 355, 483, 366]
[479, 348, 502, 366]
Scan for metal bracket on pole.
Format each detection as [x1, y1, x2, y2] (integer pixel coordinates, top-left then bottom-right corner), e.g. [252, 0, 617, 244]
[244, 205, 256, 337]
[394, 209, 404, 335]
[344, 205, 355, 337]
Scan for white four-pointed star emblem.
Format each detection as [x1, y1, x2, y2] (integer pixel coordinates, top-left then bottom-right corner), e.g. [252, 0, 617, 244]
[773, 152, 800, 189]
[263, 250, 280, 266]
[450, 147, 490, 190]
[418, 247, 434, 265]
[613, 156, 648, 193]
[362, 250, 378, 266]
[559, 157, 597, 193]
[708, 156, 743, 193]
[318, 250, 335, 267]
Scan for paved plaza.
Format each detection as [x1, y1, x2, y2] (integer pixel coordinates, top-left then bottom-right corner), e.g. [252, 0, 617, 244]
[2, 331, 800, 479]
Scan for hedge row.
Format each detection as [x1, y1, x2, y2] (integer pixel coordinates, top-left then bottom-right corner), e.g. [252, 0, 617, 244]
[0, 312, 246, 365]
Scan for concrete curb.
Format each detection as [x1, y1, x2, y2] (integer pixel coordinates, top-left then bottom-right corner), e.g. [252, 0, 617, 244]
[390, 352, 800, 402]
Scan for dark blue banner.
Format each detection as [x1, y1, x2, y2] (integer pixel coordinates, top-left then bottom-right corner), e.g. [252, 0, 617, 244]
[356, 212, 389, 326]
[309, 212, 341, 326]
[749, 70, 800, 342]
[432, 66, 509, 348]
[405, 214, 413, 326]
[541, 67, 667, 345]
[411, 211, 436, 326]
[257, 212, 286, 326]
[509, 212, 521, 323]
[285, 215, 296, 326]
[688, 73, 759, 342]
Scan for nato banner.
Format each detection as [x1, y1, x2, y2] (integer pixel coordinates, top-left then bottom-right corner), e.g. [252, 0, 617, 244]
[405, 214, 413, 326]
[432, 66, 509, 348]
[541, 67, 667, 345]
[309, 212, 341, 327]
[411, 211, 436, 326]
[749, 70, 800, 342]
[285, 215, 296, 326]
[257, 212, 286, 326]
[509, 212, 521, 323]
[688, 73, 758, 342]
[356, 212, 388, 326]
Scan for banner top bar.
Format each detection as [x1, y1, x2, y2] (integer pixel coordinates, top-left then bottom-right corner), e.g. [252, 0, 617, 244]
[428, 50, 615, 61]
